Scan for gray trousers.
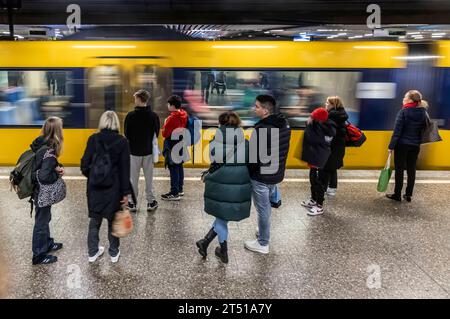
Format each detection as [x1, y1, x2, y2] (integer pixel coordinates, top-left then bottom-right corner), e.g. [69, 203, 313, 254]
[129, 154, 155, 204]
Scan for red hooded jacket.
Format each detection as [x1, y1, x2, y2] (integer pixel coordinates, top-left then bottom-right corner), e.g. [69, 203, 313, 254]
[162, 109, 188, 139]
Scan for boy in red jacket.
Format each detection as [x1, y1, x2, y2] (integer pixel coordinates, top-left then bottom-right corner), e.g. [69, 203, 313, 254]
[161, 95, 188, 201]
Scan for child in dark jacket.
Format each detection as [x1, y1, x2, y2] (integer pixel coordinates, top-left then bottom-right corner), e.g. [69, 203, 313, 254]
[300, 108, 336, 216]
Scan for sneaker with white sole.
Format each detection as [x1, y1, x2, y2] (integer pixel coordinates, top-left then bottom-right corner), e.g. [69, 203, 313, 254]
[301, 198, 316, 208]
[161, 192, 181, 201]
[244, 239, 269, 254]
[111, 250, 120, 263]
[88, 246, 105, 263]
[326, 187, 337, 196]
[307, 205, 324, 216]
[147, 200, 158, 211]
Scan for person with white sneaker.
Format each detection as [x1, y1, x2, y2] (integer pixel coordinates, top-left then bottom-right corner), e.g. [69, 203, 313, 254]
[81, 111, 132, 263]
[323, 96, 349, 197]
[244, 95, 291, 254]
[300, 108, 336, 216]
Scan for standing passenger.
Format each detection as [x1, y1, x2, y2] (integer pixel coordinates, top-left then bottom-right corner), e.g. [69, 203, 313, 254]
[323, 96, 349, 196]
[300, 108, 336, 216]
[124, 89, 160, 212]
[386, 90, 427, 202]
[81, 111, 131, 263]
[31, 117, 65, 265]
[161, 95, 188, 200]
[196, 111, 251, 263]
[244, 95, 291, 254]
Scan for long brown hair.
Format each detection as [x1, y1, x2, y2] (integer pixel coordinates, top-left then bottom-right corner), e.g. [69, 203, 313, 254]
[41, 117, 64, 157]
[326, 96, 344, 110]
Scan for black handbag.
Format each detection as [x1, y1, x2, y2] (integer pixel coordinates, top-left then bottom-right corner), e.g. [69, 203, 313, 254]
[422, 112, 442, 144]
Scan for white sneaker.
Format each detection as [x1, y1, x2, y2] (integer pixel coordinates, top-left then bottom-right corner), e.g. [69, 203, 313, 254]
[307, 205, 324, 216]
[88, 246, 105, 263]
[111, 250, 120, 263]
[326, 187, 337, 196]
[244, 239, 269, 254]
[301, 198, 316, 208]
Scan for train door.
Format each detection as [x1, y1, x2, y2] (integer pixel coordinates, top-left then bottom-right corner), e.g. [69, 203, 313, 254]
[86, 57, 172, 129]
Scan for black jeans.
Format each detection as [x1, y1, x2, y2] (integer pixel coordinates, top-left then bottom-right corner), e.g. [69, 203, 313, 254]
[328, 169, 338, 189]
[32, 205, 54, 261]
[87, 217, 119, 257]
[394, 144, 420, 197]
[168, 163, 184, 195]
[309, 168, 328, 206]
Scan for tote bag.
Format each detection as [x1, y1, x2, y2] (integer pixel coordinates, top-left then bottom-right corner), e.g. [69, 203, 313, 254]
[377, 153, 392, 192]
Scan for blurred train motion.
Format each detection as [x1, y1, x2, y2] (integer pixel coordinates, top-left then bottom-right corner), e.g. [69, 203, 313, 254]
[0, 40, 449, 168]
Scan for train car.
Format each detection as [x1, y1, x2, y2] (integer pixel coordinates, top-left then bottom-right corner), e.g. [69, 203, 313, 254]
[0, 40, 447, 168]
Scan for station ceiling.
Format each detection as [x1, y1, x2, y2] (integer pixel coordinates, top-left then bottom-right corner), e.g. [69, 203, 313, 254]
[1, 0, 450, 25]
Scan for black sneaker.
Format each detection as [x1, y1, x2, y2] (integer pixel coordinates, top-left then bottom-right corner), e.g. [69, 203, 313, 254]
[161, 193, 181, 201]
[403, 194, 412, 202]
[271, 200, 281, 208]
[47, 243, 63, 253]
[32, 255, 58, 265]
[386, 194, 401, 202]
[179, 191, 184, 197]
[147, 200, 159, 211]
[128, 202, 137, 212]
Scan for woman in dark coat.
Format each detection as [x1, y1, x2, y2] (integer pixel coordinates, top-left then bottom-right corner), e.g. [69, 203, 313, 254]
[323, 96, 349, 196]
[196, 111, 251, 264]
[386, 90, 427, 202]
[31, 117, 65, 265]
[81, 111, 131, 263]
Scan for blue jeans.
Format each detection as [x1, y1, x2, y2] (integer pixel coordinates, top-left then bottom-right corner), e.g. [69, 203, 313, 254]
[213, 218, 228, 243]
[270, 184, 281, 203]
[251, 179, 277, 246]
[168, 164, 184, 195]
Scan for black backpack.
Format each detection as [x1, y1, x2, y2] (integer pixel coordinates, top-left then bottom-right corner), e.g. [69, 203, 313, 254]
[89, 138, 122, 188]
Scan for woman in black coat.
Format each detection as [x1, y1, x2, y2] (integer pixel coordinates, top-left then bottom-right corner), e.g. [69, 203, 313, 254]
[81, 111, 131, 264]
[323, 96, 349, 196]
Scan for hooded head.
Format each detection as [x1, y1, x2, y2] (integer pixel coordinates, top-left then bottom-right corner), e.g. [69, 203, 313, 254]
[311, 108, 328, 123]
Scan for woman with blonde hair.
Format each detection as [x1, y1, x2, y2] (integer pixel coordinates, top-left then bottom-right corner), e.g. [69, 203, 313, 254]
[387, 90, 427, 202]
[81, 111, 131, 263]
[323, 96, 349, 196]
[31, 116, 65, 265]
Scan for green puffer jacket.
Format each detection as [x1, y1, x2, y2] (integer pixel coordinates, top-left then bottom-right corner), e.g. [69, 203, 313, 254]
[203, 126, 252, 222]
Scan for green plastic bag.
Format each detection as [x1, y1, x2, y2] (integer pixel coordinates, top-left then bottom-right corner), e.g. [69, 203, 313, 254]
[377, 153, 392, 192]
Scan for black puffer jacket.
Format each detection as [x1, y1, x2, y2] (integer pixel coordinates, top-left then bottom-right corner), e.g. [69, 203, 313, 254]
[301, 120, 336, 168]
[31, 136, 61, 198]
[248, 113, 291, 185]
[324, 108, 348, 171]
[80, 129, 131, 220]
[388, 107, 427, 150]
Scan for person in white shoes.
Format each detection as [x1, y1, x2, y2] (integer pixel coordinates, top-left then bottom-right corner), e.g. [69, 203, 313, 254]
[299, 108, 336, 216]
[244, 95, 291, 254]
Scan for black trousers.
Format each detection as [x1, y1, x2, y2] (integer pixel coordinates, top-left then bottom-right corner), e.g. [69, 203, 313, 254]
[394, 144, 420, 197]
[32, 205, 54, 261]
[309, 168, 329, 206]
[87, 217, 119, 257]
[328, 169, 338, 189]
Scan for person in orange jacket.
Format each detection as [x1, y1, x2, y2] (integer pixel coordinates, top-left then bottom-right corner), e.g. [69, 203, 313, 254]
[161, 95, 188, 201]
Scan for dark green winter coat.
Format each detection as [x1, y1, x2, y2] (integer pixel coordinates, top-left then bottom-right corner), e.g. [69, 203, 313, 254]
[203, 126, 252, 222]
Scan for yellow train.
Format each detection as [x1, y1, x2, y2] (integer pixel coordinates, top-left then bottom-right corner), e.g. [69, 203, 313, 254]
[0, 40, 449, 168]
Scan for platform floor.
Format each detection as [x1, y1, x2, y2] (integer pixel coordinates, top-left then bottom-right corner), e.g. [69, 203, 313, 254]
[0, 168, 449, 299]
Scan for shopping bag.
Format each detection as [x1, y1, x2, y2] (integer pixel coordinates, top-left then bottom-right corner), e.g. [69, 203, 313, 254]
[377, 153, 392, 192]
[111, 207, 134, 238]
[421, 113, 442, 144]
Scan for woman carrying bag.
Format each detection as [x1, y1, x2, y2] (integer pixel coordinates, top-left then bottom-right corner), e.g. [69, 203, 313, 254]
[386, 90, 427, 202]
[31, 117, 66, 265]
[196, 111, 251, 264]
[81, 111, 132, 263]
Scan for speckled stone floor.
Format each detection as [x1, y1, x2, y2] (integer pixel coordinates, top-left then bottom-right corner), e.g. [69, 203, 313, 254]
[0, 168, 449, 299]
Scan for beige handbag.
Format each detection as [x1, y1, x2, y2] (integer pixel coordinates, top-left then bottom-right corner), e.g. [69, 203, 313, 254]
[111, 206, 134, 238]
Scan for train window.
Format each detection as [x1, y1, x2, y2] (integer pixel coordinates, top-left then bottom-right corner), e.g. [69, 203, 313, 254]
[0, 70, 72, 126]
[177, 70, 361, 127]
[87, 65, 123, 128]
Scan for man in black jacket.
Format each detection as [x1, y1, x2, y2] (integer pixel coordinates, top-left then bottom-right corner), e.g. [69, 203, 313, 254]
[124, 90, 160, 212]
[244, 95, 291, 254]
